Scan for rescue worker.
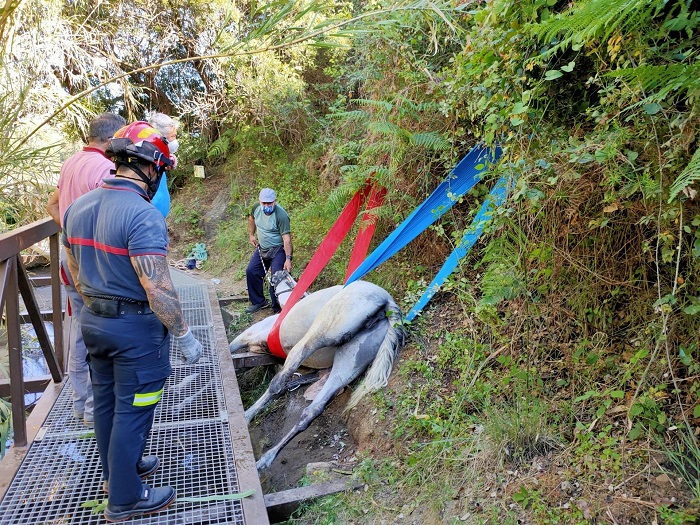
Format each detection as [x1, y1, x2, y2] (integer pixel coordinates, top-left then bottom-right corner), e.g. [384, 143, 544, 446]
[245, 188, 293, 313]
[62, 121, 203, 522]
[46, 112, 126, 428]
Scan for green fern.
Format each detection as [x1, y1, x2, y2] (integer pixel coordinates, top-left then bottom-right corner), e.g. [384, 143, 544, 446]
[207, 129, 237, 159]
[607, 62, 700, 103]
[361, 141, 395, 157]
[669, 149, 700, 202]
[476, 227, 526, 310]
[367, 120, 408, 140]
[410, 131, 450, 151]
[327, 109, 368, 121]
[533, 0, 667, 56]
[352, 98, 394, 111]
[340, 164, 394, 181]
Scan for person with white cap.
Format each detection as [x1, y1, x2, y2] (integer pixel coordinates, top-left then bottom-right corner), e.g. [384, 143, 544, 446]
[147, 112, 180, 218]
[245, 188, 293, 313]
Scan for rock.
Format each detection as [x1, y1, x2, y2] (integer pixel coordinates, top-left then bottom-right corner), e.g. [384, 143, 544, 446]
[305, 461, 334, 477]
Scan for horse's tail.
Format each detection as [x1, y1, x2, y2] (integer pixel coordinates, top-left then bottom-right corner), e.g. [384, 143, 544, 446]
[345, 297, 406, 412]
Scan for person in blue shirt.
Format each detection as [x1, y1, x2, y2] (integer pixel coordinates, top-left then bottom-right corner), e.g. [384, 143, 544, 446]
[62, 121, 202, 522]
[148, 113, 179, 218]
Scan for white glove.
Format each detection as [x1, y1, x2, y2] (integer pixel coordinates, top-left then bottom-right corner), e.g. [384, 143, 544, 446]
[175, 328, 202, 364]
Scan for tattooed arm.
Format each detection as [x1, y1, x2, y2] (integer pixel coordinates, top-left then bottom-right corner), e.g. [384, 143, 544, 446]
[131, 254, 188, 336]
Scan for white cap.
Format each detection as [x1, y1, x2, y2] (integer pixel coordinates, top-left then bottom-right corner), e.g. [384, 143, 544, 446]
[259, 188, 276, 201]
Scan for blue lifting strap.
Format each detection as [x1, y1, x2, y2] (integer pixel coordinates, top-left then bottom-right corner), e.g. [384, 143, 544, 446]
[344, 143, 502, 287]
[405, 175, 512, 321]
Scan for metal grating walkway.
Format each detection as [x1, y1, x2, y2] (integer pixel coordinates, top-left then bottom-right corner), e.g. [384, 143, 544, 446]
[0, 276, 268, 525]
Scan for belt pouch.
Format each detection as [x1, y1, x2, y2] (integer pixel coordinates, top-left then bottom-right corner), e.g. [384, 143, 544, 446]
[89, 299, 119, 318]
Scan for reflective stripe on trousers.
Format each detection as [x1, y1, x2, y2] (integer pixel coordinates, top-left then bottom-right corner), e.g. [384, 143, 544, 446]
[81, 307, 171, 506]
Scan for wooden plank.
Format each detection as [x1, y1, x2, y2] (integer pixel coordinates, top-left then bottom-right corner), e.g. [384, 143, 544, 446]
[19, 310, 64, 323]
[16, 258, 62, 382]
[218, 296, 249, 306]
[29, 276, 52, 286]
[0, 259, 10, 310]
[209, 285, 270, 525]
[0, 218, 59, 260]
[232, 352, 281, 370]
[0, 376, 52, 397]
[264, 479, 363, 523]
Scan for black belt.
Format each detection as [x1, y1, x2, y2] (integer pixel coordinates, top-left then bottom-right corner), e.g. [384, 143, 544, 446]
[84, 297, 152, 317]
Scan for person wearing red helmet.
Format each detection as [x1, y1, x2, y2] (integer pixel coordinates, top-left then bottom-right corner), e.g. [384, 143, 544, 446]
[62, 121, 203, 522]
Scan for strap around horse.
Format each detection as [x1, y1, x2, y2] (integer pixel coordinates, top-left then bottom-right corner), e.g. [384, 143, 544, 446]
[266, 180, 385, 358]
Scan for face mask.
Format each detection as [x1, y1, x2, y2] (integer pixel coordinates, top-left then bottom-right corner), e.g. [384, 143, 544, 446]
[167, 139, 179, 154]
[262, 205, 275, 215]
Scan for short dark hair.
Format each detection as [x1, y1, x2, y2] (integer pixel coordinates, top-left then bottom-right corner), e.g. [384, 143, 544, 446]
[88, 113, 126, 142]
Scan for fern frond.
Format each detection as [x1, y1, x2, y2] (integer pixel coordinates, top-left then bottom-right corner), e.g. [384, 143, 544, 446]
[367, 120, 410, 140]
[475, 227, 526, 308]
[352, 98, 394, 112]
[533, 0, 667, 56]
[362, 141, 394, 157]
[410, 131, 450, 151]
[669, 149, 700, 202]
[606, 62, 700, 102]
[327, 109, 368, 120]
[207, 129, 237, 159]
[340, 164, 391, 180]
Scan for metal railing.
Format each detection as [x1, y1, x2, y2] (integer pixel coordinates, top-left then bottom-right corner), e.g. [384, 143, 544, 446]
[0, 218, 64, 446]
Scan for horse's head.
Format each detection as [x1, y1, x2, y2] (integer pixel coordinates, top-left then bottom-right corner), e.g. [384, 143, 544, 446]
[271, 270, 297, 306]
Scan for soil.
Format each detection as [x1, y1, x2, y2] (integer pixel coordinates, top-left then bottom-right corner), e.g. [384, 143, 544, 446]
[248, 382, 360, 492]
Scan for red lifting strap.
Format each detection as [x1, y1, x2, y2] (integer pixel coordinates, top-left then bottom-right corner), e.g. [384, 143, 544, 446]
[345, 185, 386, 283]
[266, 182, 385, 358]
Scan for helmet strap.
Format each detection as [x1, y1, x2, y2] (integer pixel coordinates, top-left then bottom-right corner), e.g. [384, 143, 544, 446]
[116, 160, 162, 199]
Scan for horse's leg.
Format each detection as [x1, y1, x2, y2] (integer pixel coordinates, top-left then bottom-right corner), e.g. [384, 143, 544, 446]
[244, 355, 302, 423]
[256, 324, 387, 469]
[244, 337, 331, 423]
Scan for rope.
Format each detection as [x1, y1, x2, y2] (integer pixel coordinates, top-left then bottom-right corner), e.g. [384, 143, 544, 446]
[188, 243, 208, 262]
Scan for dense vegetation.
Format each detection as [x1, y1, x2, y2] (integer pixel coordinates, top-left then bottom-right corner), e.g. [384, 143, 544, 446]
[2, 0, 700, 522]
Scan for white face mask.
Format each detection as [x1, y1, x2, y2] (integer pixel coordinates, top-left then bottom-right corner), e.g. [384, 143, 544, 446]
[167, 139, 179, 154]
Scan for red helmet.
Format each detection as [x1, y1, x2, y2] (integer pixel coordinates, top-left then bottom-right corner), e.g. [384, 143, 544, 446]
[105, 121, 173, 169]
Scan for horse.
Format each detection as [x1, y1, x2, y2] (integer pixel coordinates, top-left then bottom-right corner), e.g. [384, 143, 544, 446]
[229, 271, 406, 470]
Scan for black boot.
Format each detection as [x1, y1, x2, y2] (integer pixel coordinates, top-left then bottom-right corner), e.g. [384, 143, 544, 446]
[104, 484, 175, 522]
[103, 456, 160, 492]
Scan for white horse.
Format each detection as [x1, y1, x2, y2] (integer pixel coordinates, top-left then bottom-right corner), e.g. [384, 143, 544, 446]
[229, 271, 406, 469]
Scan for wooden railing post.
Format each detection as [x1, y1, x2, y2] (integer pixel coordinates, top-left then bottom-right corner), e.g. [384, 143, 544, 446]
[49, 233, 65, 371]
[5, 256, 27, 447]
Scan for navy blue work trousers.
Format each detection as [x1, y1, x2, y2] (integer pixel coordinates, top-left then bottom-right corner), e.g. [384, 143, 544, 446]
[246, 247, 286, 310]
[81, 307, 171, 506]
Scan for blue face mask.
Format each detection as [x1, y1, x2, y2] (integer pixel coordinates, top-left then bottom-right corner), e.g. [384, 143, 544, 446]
[262, 205, 275, 215]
